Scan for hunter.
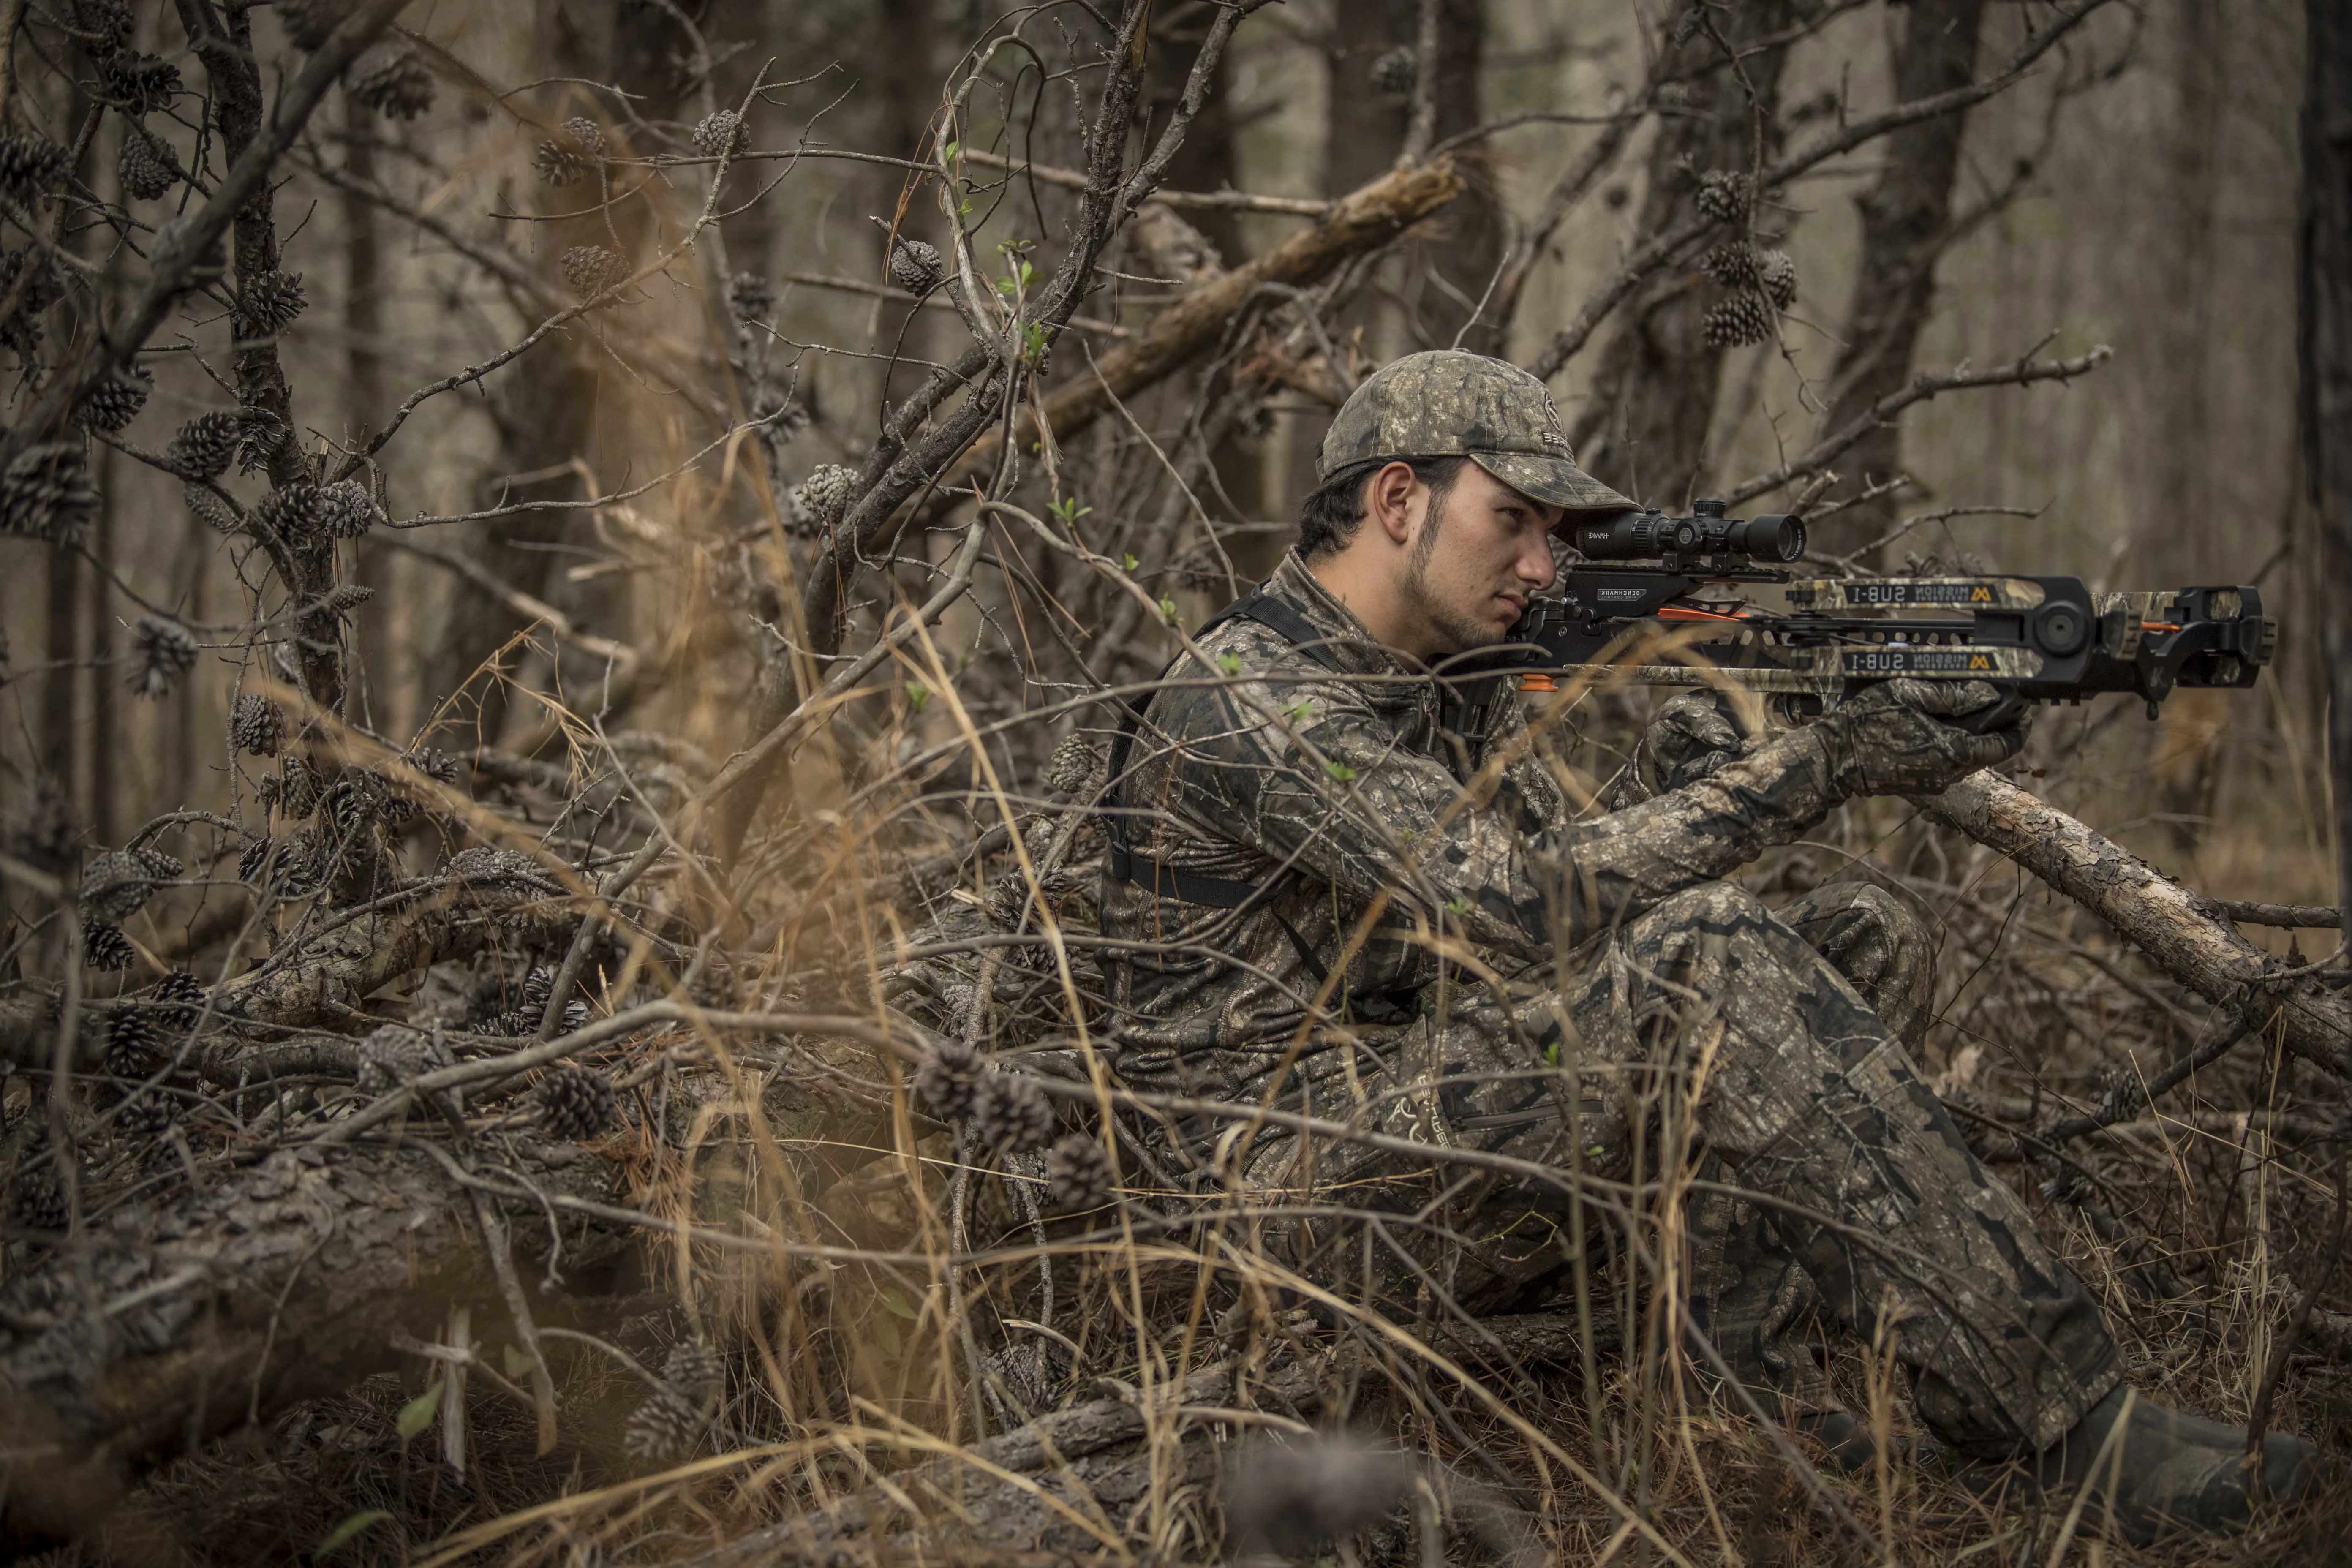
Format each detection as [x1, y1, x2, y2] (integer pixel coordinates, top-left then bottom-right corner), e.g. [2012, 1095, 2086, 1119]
[1094, 349, 2312, 1539]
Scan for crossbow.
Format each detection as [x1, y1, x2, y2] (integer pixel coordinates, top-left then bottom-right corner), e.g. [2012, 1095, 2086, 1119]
[1485, 500, 2275, 732]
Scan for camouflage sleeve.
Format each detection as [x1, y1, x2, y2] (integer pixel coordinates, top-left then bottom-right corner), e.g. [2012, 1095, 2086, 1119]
[1194, 658, 1842, 963]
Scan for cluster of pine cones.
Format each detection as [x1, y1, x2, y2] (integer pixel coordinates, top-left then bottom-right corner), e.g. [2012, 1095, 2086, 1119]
[915, 1039, 1119, 1211]
[1692, 171, 1799, 350]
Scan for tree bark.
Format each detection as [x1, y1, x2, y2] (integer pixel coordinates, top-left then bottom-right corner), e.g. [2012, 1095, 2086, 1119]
[2304, 0, 2352, 936]
[0, 1138, 634, 1541]
[1568, 2, 1805, 508]
[1812, 0, 1987, 561]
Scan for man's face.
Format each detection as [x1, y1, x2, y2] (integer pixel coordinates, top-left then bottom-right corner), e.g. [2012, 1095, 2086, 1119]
[1398, 463, 1562, 656]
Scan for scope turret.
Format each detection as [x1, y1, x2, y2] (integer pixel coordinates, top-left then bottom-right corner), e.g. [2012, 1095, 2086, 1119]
[1571, 506, 1805, 565]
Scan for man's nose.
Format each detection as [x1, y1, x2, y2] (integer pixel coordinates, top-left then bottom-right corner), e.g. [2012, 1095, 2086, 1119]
[1517, 535, 1557, 590]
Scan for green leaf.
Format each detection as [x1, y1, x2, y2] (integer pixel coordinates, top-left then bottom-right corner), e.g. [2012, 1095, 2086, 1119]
[1122, 553, 1139, 571]
[879, 1287, 920, 1320]
[1323, 760, 1356, 783]
[1544, 1039, 1561, 1066]
[1159, 595, 1179, 625]
[1444, 896, 1469, 916]
[1216, 652, 1241, 677]
[958, 197, 973, 218]
[395, 1380, 444, 1442]
[501, 1344, 537, 1378]
[904, 681, 930, 713]
[318, 1509, 394, 1557]
[876, 1316, 902, 1358]
[940, 139, 960, 162]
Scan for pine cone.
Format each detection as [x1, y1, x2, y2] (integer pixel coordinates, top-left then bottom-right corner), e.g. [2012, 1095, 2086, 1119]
[532, 137, 591, 187]
[167, 411, 242, 480]
[1699, 241, 1760, 291]
[118, 125, 181, 201]
[277, 0, 348, 50]
[354, 1023, 448, 1093]
[404, 747, 460, 784]
[0, 443, 99, 547]
[100, 51, 179, 114]
[751, 385, 808, 444]
[182, 482, 239, 534]
[790, 463, 859, 533]
[562, 116, 607, 156]
[115, 1089, 176, 1135]
[72, 0, 133, 57]
[662, 1339, 724, 1399]
[1694, 169, 1752, 224]
[691, 109, 748, 160]
[235, 406, 287, 474]
[1757, 247, 1797, 309]
[1044, 733, 1101, 797]
[233, 270, 308, 338]
[231, 693, 284, 755]
[236, 832, 280, 887]
[277, 753, 321, 819]
[127, 615, 196, 699]
[1369, 45, 1418, 95]
[150, 969, 208, 1031]
[81, 848, 154, 923]
[322, 770, 386, 841]
[970, 1070, 1054, 1154]
[887, 237, 945, 296]
[532, 1063, 618, 1141]
[83, 920, 136, 970]
[78, 363, 153, 432]
[1700, 291, 1774, 349]
[7, 773, 79, 874]
[0, 247, 57, 354]
[103, 1005, 161, 1075]
[915, 1037, 981, 1122]
[1045, 1133, 1115, 1211]
[0, 133, 68, 200]
[727, 271, 776, 324]
[314, 479, 380, 539]
[623, 1386, 703, 1462]
[560, 243, 622, 299]
[257, 482, 325, 546]
[9, 1165, 67, 1232]
[253, 829, 326, 896]
[133, 846, 184, 880]
[346, 41, 434, 119]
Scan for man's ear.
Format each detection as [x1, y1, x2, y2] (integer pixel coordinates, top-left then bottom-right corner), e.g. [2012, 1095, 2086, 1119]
[1365, 460, 1418, 547]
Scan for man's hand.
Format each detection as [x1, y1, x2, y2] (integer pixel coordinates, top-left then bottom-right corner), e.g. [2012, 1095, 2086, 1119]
[1815, 679, 2029, 798]
[1611, 689, 1754, 808]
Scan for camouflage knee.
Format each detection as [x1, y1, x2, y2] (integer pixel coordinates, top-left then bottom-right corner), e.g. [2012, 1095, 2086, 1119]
[1778, 881, 1937, 1049]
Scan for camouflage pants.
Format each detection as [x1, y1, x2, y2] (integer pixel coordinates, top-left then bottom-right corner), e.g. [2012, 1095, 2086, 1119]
[1231, 881, 2120, 1456]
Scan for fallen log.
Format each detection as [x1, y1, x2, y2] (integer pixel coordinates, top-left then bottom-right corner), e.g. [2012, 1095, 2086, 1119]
[1922, 773, 2349, 1076]
[0, 1136, 634, 1541]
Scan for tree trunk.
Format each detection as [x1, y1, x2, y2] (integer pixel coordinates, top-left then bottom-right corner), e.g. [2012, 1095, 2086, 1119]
[1811, 0, 1987, 561]
[1322, 0, 1495, 353]
[1568, 3, 1804, 509]
[2306, 0, 2352, 935]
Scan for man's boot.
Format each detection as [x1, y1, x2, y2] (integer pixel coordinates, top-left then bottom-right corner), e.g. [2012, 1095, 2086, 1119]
[1968, 1387, 2315, 1544]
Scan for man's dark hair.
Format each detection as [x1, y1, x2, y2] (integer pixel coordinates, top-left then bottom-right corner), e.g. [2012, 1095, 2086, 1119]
[1296, 455, 1470, 562]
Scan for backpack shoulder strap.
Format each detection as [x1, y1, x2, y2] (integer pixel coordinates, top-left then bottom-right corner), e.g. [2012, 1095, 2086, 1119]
[1099, 587, 1342, 906]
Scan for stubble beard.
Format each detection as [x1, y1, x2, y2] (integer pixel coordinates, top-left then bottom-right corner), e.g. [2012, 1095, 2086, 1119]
[1401, 505, 1503, 657]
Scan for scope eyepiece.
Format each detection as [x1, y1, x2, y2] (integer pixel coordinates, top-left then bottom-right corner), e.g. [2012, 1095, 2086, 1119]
[1571, 508, 1805, 564]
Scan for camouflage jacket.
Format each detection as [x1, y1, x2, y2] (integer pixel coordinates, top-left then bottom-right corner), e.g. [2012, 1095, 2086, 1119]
[1097, 552, 1849, 1098]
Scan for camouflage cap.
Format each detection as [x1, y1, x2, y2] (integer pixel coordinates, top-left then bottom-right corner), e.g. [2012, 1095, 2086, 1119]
[1318, 349, 1634, 521]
